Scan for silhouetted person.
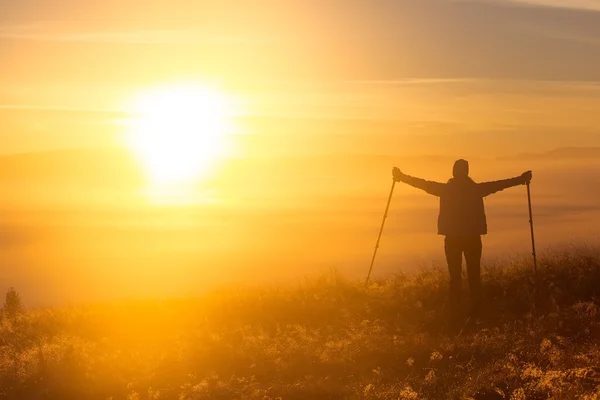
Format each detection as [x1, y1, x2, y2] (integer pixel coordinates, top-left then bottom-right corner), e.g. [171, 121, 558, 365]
[392, 160, 532, 317]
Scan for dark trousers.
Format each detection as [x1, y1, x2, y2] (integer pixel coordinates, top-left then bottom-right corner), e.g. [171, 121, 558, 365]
[444, 235, 482, 313]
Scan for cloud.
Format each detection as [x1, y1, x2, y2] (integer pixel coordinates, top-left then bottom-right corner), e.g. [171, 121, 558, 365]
[2, 1, 600, 83]
[0, 25, 264, 45]
[0, 104, 122, 113]
[508, 0, 600, 11]
[461, 0, 600, 11]
[515, 21, 600, 47]
[347, 78, 484, 86]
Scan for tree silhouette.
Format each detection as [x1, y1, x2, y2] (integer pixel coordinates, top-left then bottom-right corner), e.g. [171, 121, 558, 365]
[2, 287, 23, 318]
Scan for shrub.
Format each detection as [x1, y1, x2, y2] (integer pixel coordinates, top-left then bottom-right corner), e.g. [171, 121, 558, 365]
[2, 287, 23, 319]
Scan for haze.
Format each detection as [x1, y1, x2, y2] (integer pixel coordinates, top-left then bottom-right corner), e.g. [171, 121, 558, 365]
[2, 0, 600, 304]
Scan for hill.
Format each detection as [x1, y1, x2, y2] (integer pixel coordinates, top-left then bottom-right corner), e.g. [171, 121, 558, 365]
[1, 246, 600, 399]
[498, 146, 600, 161]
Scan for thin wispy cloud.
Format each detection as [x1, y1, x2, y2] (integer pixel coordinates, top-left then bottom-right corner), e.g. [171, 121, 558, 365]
[504, 0, 600, 11]
[0, 25, 265, 45]
[348, 78, 600, 93]
[453, 0, 600, 11]
[522, 25, 600, 46]
[348, 78, 486, 86]
[0, 103, 124, 115]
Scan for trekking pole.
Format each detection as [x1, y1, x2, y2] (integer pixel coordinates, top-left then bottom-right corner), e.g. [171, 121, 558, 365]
[365, 179, 396, 287]
[526, 181, 537, 276]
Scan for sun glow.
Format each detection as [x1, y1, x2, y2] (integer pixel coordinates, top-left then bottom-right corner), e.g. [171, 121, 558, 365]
[125, 83, 237, 189]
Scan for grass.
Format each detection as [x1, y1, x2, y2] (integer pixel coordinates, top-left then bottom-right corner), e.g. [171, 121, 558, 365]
[1, 245, 600, 399]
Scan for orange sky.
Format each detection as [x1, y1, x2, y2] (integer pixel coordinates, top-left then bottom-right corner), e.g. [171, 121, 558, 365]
[2, 0, 600, 155]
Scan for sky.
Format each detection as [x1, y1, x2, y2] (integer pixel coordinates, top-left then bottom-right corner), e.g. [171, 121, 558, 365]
[1, 0, 600, 155]
[2, 0, 600, 303]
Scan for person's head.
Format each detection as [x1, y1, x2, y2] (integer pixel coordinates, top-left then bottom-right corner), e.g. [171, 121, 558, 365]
[452, 159, 469, 178]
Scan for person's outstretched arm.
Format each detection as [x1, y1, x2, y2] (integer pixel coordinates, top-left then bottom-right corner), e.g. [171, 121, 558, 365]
[392, 167, 445, 197]
[478, 171, 532, 197]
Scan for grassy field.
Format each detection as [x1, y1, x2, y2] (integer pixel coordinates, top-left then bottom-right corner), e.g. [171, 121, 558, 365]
[1, 246, 600, 399]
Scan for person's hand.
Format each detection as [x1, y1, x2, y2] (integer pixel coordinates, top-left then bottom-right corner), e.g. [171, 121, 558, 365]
[392, 167, 404, 182]
[521, 170, 532, 184]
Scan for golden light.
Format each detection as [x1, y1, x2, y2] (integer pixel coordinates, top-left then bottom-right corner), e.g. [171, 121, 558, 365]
[125, 83, 237, 190]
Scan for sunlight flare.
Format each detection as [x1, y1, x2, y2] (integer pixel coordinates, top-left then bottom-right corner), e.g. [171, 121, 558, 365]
[125, 83, 238, 188]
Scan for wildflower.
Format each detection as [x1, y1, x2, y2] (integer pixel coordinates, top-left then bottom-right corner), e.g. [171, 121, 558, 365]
[425, 370, 437, 384]
[540, 338, 552, 353]
[537, 370, 564, 392]
[399, 385, 419, 399]
[126, 393, 140, 400]
[510, 388, 526, 400]
[568, 367, 592, 380]
[521, 363, 543, 380]
[507, 353, 519, 363]
[430, 351, 443, 362]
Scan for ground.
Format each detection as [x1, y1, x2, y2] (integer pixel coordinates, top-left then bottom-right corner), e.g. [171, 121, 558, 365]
[1, 246, 600, 399]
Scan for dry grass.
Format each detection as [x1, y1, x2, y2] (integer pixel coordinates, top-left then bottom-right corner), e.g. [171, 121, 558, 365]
[1, 246, 600, 399]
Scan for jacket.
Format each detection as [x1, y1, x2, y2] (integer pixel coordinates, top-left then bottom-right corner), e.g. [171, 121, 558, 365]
[400, 174, 525, 236]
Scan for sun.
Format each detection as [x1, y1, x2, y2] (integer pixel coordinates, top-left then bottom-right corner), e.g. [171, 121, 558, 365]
[125, 83, 236, 188]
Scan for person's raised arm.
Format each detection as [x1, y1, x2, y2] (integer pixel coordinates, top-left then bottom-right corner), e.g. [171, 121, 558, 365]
[478, 171, 532, 197]
[392, 167, 445, 197]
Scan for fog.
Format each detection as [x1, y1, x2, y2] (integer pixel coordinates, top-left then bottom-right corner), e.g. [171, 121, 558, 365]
[2, 146, 600, 304]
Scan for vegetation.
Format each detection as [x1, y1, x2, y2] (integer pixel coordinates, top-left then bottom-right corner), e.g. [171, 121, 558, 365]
[1, 246, 600, 399]
[1, 288, 23, 319]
